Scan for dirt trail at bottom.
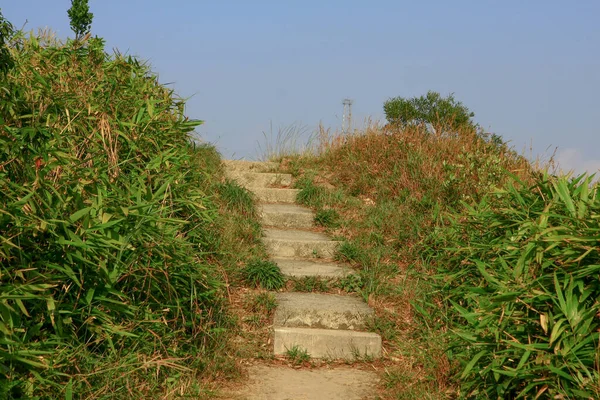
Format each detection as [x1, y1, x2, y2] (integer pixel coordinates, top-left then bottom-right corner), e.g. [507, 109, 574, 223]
[224, 364, 379, 400]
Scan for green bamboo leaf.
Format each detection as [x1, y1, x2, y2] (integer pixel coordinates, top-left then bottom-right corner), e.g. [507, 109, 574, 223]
[65, 379, 73, 400]
[460, 350, 487, 379]
[549, 318, 567, 345]
[475, 260, 501, 287]
[516, 350, 531, 370]
[69, 206, 92, 223]
[553, 178, 576, 217]
[490, 292, 520, 303]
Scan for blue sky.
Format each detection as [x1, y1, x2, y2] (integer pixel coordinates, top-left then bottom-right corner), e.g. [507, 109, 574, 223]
[4, 1, 599, 172]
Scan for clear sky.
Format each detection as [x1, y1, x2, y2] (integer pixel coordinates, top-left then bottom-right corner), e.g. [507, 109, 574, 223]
[3, 1, 599, 172]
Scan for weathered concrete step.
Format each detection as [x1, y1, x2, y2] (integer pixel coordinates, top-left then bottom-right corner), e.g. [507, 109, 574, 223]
[263, 228, 338, 258]
[260, 204, 314, 228]
[273, 257, 351, 278]
[226, 171, 292, 188]
[274, 327, 382, 360]
[274, 293, 373, 330]
[250, 188, 300, 204]
[222, 159, 278, 172]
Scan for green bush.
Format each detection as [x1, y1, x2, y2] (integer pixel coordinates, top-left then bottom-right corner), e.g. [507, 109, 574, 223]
[384, 91, 475, 133]
[0, 33, 231, 398]
[427, 173, 600, 398]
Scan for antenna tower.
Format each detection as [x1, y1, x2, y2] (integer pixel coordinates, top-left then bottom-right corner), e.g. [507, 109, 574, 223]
[342, 98, 353, 133]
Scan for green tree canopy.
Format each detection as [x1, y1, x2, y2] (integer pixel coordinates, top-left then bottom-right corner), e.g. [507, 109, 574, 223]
[67, 0, 94, 39]
[384, 91, 476, 133]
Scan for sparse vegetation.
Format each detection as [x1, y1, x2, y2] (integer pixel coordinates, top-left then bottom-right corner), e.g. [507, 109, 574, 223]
[285, 345, 311, 365]
[290, 276, 330, 292]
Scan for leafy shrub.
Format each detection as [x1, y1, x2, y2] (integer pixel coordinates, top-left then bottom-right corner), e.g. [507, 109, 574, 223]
[0, 33, 233, 398]
[384, 91, 475, 134]
[427, 174, 600, 398]
[242, 260, 286, 290]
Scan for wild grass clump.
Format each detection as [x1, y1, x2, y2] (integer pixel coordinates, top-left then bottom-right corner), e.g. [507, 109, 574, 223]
[426, 173, 600, 398]
[0, 32, 252, 398]
[242, 259, 286, 290]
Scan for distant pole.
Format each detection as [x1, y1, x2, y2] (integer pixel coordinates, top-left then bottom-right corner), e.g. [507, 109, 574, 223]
[342, 98, 353, 134]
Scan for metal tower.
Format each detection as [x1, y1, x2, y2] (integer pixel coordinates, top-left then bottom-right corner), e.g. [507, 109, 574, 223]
[342, 98, 353, 134]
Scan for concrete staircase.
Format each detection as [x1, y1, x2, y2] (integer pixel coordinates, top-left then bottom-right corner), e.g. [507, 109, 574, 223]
[224, 159, 382, 361]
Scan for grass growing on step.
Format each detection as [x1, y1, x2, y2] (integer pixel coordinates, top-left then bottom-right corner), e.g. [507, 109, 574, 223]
[285, 346, 311, 365]
[336, 274, 363, 293]
[290, 276, 330, 292]
[242, 259, 286, 290]
[295, 175, 329, 207]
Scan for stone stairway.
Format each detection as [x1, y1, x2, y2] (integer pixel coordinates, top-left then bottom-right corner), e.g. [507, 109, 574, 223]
[224, 159, 382, 361]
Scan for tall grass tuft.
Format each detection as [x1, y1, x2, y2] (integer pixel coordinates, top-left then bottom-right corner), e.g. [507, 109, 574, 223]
[0, 32, 247, 398]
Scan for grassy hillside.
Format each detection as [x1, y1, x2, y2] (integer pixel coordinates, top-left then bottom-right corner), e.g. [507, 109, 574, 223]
[276, 124, 599, 398]
[0, 32, 263, 398]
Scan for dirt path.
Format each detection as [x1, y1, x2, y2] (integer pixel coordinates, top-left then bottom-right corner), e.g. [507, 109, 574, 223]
[224, 364, 379, 400]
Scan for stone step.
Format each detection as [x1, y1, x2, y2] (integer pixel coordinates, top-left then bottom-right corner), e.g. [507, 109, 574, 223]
[263, 228, 338, 258]
[274, 327, 382, 360]
[273, 258, 351, 279]
[260, 204, 314, 228]
[222, 159, 278, 172]
[226, 171, 293, 188]
[274, 293, 373, 330]
[250, 188, 300, 204]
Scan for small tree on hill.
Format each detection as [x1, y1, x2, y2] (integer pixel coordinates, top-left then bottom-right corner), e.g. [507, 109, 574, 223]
[68, 0, 94, 40]
[384, 91, 476, 134]
[0, 8, 15, 75]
